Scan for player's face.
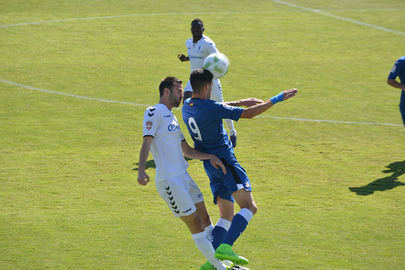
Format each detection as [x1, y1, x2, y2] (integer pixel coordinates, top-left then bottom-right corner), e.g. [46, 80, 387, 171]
[169, 82, 183, 108]
[191, 22, 204, 38]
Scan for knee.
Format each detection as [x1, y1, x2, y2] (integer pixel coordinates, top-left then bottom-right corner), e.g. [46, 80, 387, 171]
[249, 204, 258, 215]
[201, 212, 211, 225]
[241, 202, 257, 215]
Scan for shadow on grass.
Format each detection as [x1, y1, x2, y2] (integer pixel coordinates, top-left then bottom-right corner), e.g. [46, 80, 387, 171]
[349, 160, 405, 196]
[132, 160, 156, 171]
[132, 157, 193, 171]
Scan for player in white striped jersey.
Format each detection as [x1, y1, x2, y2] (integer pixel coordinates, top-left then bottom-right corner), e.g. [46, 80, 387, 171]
[178, 18, 238, 148]
[137, 76, 235, 270]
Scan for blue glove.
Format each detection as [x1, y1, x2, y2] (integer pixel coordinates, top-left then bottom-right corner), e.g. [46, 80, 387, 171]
[270, 92, 284, 104]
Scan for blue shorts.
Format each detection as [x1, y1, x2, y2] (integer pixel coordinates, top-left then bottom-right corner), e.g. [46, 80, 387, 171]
[203, 154, 252, 204]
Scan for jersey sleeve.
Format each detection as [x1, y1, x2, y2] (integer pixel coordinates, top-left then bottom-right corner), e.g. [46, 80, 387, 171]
[212, 102, 244, 121]
[143, 106, 160, 137]
[204, 40, 219, 55]
[388, 58, 403, 79]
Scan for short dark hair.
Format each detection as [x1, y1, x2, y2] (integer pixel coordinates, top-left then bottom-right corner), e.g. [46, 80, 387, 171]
[159, 76, 182, 97]
[191, 18, 203, 26]
[190, 69, 213, 94]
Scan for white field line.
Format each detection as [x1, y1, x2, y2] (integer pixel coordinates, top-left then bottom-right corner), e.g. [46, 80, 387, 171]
[272, 0, 405, 37]
[1, 7, 405, 29]
[0, 10, 269, 28]
[1, 78, 402, 127]
[0, 79, 148, 107]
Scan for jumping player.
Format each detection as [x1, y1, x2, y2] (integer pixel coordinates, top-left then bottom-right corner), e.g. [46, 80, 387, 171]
[182, 69, 298, 265]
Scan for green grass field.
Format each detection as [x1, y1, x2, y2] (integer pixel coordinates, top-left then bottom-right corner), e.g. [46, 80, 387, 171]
[1, 0, 404, 269]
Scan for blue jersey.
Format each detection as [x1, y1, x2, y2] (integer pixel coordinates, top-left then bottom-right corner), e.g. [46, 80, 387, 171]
[182, 98, 244, 157]
[388, 56, 405, 84]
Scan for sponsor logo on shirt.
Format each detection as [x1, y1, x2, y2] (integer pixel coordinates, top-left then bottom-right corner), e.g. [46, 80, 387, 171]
[168, 123, 180, 132]
[146, 121, 153, 130]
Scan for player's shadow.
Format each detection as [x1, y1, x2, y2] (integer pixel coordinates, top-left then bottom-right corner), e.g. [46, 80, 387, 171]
[132, 157, 192, 171]
[132, 160, 156, 171]
[349, 160, 405, 196]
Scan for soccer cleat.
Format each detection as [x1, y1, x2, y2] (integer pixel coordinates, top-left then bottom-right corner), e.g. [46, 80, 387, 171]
[215, 244, 249, 265]
[199, 260, 234, 270]
[232, 265, 250, 270]
[230, 134, 237, 148]
[199, 261, 215, 270]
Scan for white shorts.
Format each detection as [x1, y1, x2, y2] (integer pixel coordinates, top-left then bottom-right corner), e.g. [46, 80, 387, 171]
[155, 171, 204, 218]
[184, 78, 223, 102]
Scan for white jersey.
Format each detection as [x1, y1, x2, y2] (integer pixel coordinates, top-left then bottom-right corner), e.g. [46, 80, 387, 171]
[186, 35, 219, 72]
[143, 103, 189, 181]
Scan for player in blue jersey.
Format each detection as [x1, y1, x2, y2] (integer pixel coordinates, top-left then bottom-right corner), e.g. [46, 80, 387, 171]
[387, 56, 405, 126]
[182, 69, 298, 265]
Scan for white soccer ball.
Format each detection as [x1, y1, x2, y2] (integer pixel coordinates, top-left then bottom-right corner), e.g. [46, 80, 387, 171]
[202, 52, 230, 78]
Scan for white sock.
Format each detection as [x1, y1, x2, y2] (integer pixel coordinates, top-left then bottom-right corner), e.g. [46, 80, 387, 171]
[238, 208, 254, 222]
[215, 218, 232, 231]
[192, 231, 226, 270]
[225, 119, 236, 136]
[204, 224, 214, 242]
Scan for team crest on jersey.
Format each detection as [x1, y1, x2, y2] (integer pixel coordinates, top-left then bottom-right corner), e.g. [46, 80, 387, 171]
[146, 121, 153, 130]
[189, 102, 194, 107]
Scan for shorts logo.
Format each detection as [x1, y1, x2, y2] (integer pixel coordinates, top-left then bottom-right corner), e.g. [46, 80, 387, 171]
[183, 208, 192, 214]
[146, 121, 153, 130]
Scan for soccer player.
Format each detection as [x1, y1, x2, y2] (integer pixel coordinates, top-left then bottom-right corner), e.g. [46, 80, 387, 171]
[182, 69, 298, 265]
[178, 18, 238, 147]
[387, 56, 405, 126]
[137, 76, 234, 270]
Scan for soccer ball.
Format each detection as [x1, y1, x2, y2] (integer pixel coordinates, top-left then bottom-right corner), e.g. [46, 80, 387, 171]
[202, 52, 230, 79]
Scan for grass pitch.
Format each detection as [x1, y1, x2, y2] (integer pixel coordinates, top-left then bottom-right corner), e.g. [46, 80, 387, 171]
[1, 0, 404, 269]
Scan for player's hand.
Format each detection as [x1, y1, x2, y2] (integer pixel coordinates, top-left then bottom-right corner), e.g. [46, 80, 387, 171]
[282, 88, 298, 101]
[178, 54, 188, 62]
[209, 155, 227, 175]
[137, 171, 150, 185]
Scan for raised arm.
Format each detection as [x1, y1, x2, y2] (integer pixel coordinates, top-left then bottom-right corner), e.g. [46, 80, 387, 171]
[137, 136, 153, 185]
[240, 88, 298, 119]
[181, 140, 226, 175]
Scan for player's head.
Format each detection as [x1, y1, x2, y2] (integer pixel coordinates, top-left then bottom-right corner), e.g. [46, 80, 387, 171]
[191, 18, 204, 38]
[190, 69, 213, 97]
[159, 77, 183, 108]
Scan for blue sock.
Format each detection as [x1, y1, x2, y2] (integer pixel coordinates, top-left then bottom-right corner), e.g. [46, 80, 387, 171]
[223, 208, 253, 246]
[212, 226, 227, 250]
[212, 218, 232, 249]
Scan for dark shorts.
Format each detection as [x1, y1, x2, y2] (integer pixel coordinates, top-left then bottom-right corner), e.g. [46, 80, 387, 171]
[203, 154, 252, 204]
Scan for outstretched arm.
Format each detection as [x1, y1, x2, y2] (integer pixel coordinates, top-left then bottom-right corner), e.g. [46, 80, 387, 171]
[181, 140, 227, 175]
[225, 98, 264, 107]
[240, 88, 298, 119]
[137, 136, 153, 185]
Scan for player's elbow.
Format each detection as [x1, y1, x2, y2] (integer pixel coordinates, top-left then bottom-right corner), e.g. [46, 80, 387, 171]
[387, 78, 395, 86]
